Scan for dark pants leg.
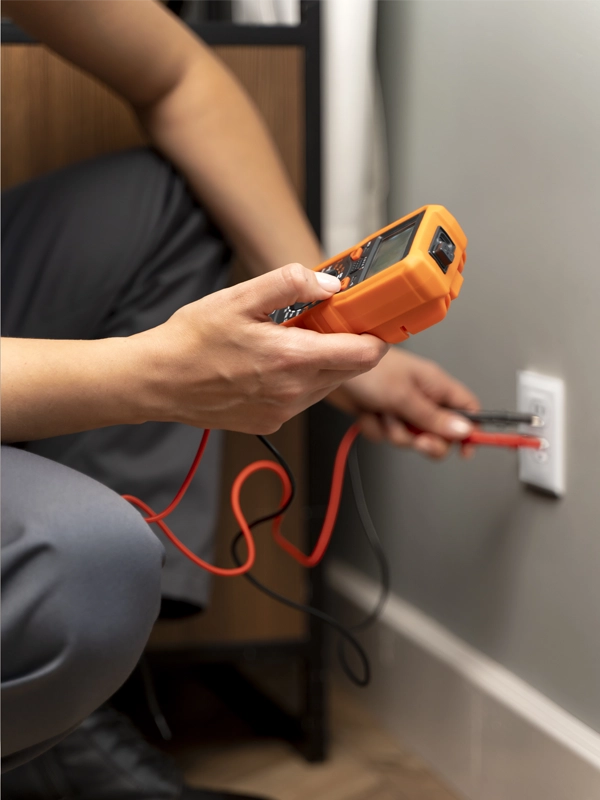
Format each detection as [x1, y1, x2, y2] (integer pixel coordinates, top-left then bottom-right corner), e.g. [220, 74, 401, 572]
[1, 147, 232, 608]
[1, 149, 232, 771]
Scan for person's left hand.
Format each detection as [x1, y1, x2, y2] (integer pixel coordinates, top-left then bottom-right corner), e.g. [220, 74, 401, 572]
[327, 347, 480, 459]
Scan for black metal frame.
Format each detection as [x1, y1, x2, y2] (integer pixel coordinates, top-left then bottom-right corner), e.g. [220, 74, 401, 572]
[2, 1, 326, 761]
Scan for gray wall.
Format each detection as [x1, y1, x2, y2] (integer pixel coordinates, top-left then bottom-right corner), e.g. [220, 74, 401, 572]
[330, 0, 600, 733]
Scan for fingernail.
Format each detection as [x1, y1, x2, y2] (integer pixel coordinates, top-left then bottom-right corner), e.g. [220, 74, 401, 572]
[446, 417, 472, 437]
[315, 272, 341, 292]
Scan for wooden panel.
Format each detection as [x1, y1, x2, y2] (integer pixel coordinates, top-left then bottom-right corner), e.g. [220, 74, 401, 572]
[1, 45, 304, 197]
[1, 42, 308, 644]
[1, 46, 146, 189]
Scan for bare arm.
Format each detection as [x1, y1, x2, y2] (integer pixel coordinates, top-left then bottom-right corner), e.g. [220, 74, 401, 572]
[1, 267, 386, 443]
[4, 0, 323, 276]
[2, 1, 478, 453]
[1, 337, 148, 442]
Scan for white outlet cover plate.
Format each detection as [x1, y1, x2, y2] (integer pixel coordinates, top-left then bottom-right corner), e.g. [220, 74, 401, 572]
[517, 370, 565, 496]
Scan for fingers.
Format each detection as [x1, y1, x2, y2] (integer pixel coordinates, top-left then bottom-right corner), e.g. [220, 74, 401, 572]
[358, 412, 455, 459]
[357, 413, 389, 443]
[244, 263, 341, 318]
[396, 386, 473, 442]
[237, 263, 389, 373]
[287, 330, 390, 373]
[315, 367, 365, 389]
[438, 376, 480, 414]
[328, 349, 481, 460]
[384, 414, 455, 458]
[416, 361, 480, 415]
[412, 434, 453, 459]
[380, 414, 415, 447]
[391, 359, 480, 456]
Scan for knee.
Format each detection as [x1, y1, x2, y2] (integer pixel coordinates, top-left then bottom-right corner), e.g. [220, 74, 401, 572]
[38, 493, 163, 739]
[1, 449, 164, 758]
[57, 489, 164, 696]
[21, 486, 163, 725]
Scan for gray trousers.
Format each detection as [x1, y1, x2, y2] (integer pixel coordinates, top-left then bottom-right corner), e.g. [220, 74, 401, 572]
[1, 149, 231, 768]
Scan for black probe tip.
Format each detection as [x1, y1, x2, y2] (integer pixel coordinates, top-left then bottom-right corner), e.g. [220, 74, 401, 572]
[457, 410, 543, 427]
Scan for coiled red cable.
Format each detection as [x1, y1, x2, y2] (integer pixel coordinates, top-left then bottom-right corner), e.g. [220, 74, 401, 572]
[268, 423, 359, 567]
[123, 429, 255, 576]
[123, 422, 543, 576]
[122, 424, 360, 576]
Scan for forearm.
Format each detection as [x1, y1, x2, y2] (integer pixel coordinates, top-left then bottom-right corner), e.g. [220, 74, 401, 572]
[0, 337, 151, 442]
[1, 269, 386, 443]
[5, 0, 323, 277]
[140, 54, 323, 276]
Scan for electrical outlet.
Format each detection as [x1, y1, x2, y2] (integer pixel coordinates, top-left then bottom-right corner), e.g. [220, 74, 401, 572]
[517, 371, 565, 496]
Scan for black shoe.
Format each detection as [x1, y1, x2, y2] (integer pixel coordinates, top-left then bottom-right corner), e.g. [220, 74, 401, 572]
[1, 705, 271, 800]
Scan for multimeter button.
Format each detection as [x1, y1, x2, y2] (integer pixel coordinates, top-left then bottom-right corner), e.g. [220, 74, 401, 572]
[340, 276, 351, 290]
[429, 238, 456, 272]
[321, 266, 339, 277]
[433, 241, 456, 267]
[350, 247, 363, 261]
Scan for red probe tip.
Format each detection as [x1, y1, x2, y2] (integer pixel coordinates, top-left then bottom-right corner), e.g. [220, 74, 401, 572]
[465, 431, 546, 449]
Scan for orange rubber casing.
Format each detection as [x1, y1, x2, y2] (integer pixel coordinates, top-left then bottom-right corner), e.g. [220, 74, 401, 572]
[280, 205, 467, 343]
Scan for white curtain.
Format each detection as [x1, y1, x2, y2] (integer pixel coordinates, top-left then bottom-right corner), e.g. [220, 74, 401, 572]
[232, 0, 387, 256]
[232, 0, 300, 25]
[322, 0, 387, 256]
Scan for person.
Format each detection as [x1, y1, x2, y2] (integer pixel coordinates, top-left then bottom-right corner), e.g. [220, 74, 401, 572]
[0, 2, 480, 798]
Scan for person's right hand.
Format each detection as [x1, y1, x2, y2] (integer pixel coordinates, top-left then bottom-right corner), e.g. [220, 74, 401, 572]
[135, 263, 389, 434]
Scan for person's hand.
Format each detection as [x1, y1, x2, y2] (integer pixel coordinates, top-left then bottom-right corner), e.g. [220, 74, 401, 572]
[136, 263, 389, 434]
[327, 348, 480, 459]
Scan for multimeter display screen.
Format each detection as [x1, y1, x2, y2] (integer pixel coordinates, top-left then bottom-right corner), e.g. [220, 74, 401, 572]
[368, 227, 414, 276]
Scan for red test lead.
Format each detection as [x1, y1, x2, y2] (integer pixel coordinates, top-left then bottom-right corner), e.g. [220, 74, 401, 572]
[122, 424, 362, 576]
[405, 423, 547, 450]
[463, 430, 548, 450]
[122, 421, 546, 580]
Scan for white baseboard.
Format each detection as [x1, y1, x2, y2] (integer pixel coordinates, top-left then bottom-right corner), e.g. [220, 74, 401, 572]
[328, 559, 600, 800]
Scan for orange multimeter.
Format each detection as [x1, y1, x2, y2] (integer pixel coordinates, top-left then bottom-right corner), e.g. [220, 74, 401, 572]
[271, 205, 467, 343]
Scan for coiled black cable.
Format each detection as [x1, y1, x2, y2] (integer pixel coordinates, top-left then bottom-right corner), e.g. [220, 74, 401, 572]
[335, 440, 390, 678]
[229, 432, 390, 687]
